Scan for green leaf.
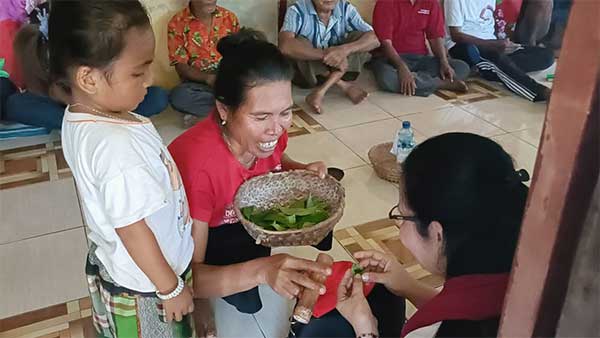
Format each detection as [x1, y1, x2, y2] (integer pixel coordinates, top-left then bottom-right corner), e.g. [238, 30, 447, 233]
[352, 263, 364, 275]
[271, 221, 287, 231]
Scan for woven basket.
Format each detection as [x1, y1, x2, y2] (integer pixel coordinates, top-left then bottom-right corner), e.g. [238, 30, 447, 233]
[368, 142, 402, 183]
[234, 170, 345, 247]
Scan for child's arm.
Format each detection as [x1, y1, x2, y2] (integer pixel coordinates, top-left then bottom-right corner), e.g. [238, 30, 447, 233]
[116, 219, 194, 321]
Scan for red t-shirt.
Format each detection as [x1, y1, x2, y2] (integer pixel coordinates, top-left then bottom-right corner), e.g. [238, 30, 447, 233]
[168, 114, 288, 228]
[372, 0, 445, 56]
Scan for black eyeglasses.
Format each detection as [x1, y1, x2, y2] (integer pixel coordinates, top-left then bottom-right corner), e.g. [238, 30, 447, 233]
[388, 205, 419, 223]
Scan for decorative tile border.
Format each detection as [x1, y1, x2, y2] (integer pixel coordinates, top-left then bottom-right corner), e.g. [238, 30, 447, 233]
[436, 79, 509, 105]
[288, 105, 327, 137]
[0, 298, 94, 338]
[0, 141, 72, 190]
[335, 219, 445, 289]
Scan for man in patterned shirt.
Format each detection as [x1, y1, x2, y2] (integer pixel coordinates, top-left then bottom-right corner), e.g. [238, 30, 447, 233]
[279, 0, 380, 114]
[168, 0, 239, 126]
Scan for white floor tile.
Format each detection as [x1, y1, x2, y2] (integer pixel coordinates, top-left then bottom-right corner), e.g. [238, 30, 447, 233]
[461, 96, 547, 132]
[336, 166, 399, 229]
[493, 133, 539, 176]
[0, 228, 88, 318]
[1, 178, 83, 244]
[286, 131, 366, 169]
[368, 92, 451, 117]
[408, 106, 505, 138]
[332, 119, 427, 163]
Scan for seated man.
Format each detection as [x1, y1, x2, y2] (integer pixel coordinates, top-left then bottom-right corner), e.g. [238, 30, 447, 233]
[168, 0, 239, 126]
[371, 0, 470, 97]
[279, 0, 380, 114]
[445, 0, 555, 102]
[6, 6, 168, 130]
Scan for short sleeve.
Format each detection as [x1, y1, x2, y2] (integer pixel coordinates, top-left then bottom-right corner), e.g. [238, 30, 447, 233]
[444, 0, 464, 28]
[425, 2, 445, 39]
[281, 4, 302, 34]
[167, 14, 189, 66]
[92, 134, 167, 228]
[345, 2, 373, 33]
[187, 169, 215, 223]
[372, 0, 395, 41]
[230, 12, 240, 33]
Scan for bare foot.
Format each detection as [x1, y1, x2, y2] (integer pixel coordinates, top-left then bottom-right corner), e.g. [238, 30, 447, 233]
[305, 91, 324, 114]
[344, 85, 368, 104]
[440, 80, 469, 93]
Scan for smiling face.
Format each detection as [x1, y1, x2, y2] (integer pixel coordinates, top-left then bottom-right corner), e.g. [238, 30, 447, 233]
[217, 80, 294, 159]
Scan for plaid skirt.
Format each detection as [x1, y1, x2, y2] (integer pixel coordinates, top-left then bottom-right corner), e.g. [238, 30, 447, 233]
[86, 248, 195, 338]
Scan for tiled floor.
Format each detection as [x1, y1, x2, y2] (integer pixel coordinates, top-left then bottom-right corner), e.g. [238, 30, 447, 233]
[0, 69, 553, 337]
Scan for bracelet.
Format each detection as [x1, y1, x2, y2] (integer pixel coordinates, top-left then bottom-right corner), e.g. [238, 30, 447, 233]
[156, 276, 184, 301]
[357, 334, 379, 338]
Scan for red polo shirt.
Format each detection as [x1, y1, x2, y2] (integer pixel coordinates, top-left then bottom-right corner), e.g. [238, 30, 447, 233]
[168, 113, 288, 228]
[373, 0, 445, 56]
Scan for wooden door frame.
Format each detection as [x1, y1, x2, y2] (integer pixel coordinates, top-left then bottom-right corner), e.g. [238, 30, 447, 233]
[499, 0, 600, 336]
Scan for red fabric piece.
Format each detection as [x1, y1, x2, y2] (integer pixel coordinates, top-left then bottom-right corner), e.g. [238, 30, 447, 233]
[372, 0, 445, 56]
[168, 112, 288, 228]
[496, 0, 523, 24]
[0, 19, 24, 88]
[313, 261, 376, 318]
[401, 273, 510, 337]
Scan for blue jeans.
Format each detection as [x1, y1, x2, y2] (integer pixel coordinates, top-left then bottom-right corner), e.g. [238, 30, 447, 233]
[5, 86, 169, 130]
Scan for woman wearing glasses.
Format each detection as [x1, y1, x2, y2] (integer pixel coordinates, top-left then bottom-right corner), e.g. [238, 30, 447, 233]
[333, 132, 530, 338]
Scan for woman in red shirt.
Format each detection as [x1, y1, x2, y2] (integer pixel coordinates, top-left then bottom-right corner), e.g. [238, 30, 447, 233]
[169, 29, 333, 316]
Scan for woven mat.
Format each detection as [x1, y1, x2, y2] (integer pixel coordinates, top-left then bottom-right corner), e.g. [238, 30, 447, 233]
[435, 78, 509, 105]
[334, 219, 445, 289]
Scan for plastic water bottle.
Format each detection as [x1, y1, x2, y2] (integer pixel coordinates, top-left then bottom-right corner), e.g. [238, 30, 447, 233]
[390, 121, 416, 163]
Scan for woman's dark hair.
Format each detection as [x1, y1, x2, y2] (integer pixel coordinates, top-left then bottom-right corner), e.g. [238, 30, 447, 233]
[214, 28, 294, 110]
[44, 0, 151, 94]
[402, 133, 529, 278]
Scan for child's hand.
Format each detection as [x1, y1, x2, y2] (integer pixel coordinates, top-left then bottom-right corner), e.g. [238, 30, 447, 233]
[163, 285, 194, 322]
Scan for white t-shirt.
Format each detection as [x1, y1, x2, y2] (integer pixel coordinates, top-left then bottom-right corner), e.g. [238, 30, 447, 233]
[61, 107, 194, 293]
[445, 0, 497, 47]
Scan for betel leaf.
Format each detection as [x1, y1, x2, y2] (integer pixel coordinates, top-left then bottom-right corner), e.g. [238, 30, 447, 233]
[352, 263, 364, 275]
[240, 195, 330, 231]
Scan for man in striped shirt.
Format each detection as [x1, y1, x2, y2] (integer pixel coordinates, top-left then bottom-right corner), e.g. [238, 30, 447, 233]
[279, 0, 380, 114]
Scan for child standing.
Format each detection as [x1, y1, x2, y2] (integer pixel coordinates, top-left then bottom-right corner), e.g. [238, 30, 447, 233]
[49, 1, 195, 337]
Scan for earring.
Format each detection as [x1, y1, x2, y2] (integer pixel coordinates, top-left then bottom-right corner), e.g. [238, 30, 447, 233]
[221, 120, 227, 126]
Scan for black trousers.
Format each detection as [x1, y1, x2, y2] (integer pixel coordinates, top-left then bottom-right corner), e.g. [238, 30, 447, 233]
[290, 284, 406, 338]
[450, 43, 554, 102]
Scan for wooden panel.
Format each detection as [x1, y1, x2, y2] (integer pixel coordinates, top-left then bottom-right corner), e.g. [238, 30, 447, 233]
[499, 0, 600, 336]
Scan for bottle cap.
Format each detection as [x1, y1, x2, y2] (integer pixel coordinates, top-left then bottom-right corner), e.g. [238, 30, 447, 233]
[402, 121, 411, 129]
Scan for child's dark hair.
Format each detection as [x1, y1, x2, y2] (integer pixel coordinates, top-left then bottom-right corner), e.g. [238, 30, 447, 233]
[45, 0, 151, 94]
[402, 133, 529, 278]
[214, 28, 294, 110]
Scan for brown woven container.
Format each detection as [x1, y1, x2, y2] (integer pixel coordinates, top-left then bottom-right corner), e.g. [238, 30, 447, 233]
[234, 170, 345, 247]
[368, 142, 402, 183]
